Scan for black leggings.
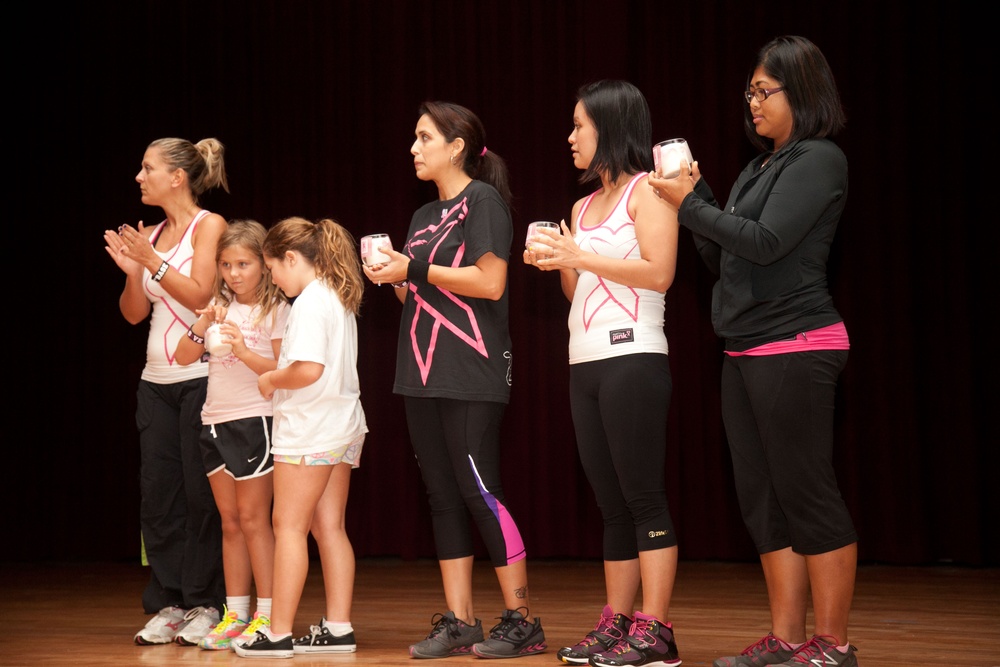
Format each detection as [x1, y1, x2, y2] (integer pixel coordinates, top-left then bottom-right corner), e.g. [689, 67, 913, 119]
[721, 350, 857, 555]
[405, 397, 526, 567]
[569, 354, 678, 561]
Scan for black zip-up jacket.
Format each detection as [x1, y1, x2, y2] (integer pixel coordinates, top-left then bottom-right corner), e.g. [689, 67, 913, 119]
[678, 138, 848, 352]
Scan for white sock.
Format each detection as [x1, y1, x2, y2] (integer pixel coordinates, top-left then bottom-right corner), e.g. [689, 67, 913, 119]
[264, 628, 292, 641]
[323, 620, 354, 637]
[255, 597, 272, 617]
[228, 595, 251, 621]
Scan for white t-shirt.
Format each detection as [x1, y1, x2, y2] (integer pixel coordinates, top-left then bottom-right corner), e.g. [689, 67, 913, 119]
[201, 298, 290, 425]
[271, 279, 368, 456]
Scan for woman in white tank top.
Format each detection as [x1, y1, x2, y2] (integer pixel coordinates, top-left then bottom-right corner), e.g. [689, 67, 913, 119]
[103, 137, 232, 646]
[523, 80, 686, 667]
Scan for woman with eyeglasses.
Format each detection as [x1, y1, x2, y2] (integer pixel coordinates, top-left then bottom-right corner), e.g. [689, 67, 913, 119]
[649, 36, 859, 667]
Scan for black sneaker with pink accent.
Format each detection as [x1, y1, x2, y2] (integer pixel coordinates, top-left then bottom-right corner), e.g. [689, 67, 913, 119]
[558, 604, 633, 665]
[588, 611, 680, 667]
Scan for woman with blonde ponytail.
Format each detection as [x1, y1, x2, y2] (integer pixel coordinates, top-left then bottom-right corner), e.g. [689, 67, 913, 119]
[103, 137, 230, 647]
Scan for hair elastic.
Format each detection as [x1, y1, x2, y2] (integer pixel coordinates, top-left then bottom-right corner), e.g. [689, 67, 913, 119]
[480, 146, 488, 157]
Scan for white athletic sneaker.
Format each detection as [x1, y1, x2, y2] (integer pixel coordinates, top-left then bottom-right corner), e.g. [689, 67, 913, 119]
[134, 606, 188, 645]
[174, 606, 221, 646]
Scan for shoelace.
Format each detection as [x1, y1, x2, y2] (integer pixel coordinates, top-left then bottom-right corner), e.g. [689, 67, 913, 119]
[427, 614, 461, 640]
[243, 614, 270, 636]
[740, 633, 778, 656]
[184, 606, 216, 624]
[489, 612, 528, 639]
[579, 613, 619, 648]
[212, 609, 241, 635]
[594, 614, 615, 632]
[612, 618, 656, 655]
[303, 624, 326, 641]
[592, 613, 616, 635]
[790, 636, 838, 664]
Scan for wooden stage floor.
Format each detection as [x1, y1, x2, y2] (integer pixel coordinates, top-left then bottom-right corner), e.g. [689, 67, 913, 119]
[2, 558, 996, 666]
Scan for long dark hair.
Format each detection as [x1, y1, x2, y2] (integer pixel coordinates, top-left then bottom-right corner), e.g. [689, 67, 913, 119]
[744, 35, 847, 152]
[575, 80, 653, 185]
[419, 101, 512, 207]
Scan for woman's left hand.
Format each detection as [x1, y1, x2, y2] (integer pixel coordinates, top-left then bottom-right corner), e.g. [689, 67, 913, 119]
[533, 220, 580, 271]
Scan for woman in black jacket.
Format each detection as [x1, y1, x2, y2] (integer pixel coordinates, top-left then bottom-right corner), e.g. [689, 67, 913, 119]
[650, 36, 859, 667]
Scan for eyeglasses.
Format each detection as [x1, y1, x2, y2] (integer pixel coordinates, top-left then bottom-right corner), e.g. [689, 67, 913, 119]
[744, 86, 784, 103]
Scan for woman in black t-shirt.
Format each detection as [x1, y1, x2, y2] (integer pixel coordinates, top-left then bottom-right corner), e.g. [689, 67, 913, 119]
[365, 101, 546, 660]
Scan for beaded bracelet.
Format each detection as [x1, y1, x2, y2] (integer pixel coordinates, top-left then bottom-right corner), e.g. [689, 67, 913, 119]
[392, 281, 409, 289]
[186, 326, 205, 345]
[152, 261, 169, 282]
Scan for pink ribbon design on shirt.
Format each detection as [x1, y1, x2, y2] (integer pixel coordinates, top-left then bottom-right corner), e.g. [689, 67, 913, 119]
[407, 198, 489, 384]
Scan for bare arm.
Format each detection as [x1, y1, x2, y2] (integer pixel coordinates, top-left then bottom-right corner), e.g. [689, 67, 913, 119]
[539, 178, 679, 293]
[174, 312, 209, 365]
[368, 248, 508, 301]
[425, 251, 507, 300]
[233, 335, 282, 376]
[117, 214, 228, 312]
[258, 360, 324, 399]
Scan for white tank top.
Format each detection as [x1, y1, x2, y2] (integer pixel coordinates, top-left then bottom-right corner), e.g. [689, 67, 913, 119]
[567, 174, 669, 364]
[140, 210, 211, 384]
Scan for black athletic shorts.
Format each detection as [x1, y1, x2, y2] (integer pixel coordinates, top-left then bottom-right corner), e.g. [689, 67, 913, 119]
[199, 416, 274, 480]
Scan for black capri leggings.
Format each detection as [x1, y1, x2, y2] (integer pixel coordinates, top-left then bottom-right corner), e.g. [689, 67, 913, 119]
[404, 396, 526, 567]
[569, 354, 678, 561]
[721, 350, 856, 555]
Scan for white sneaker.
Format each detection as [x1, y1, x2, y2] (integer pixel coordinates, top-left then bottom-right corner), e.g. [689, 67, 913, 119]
[175, 606, 221, 646]
[134, 606, 188, 645]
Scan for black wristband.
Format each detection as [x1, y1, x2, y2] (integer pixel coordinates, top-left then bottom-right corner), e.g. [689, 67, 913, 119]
[152, 261, 169, 282]
[407, 259, 430, 284]
[186, 326, 205, 345]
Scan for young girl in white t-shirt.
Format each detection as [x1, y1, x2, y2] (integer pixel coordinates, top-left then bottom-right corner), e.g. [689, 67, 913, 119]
[234, 216, 368, 659]
[175, 219, 290, 650]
